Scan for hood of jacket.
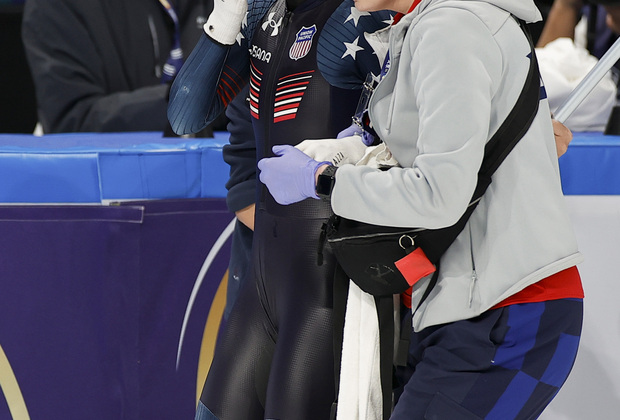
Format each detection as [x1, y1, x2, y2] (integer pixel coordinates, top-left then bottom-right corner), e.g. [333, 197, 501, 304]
[408, 0, 542, 23]
[365, 0, 542, 70]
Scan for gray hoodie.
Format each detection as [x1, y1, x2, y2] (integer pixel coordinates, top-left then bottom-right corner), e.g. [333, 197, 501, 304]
[330, 0, 583, 331]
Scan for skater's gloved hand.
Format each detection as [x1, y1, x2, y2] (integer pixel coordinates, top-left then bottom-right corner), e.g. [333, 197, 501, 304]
[295, 135, 367, 167]
[258, 145, 328, 205]
[337, 123, 375, 146]
[204, 0, 247, 45]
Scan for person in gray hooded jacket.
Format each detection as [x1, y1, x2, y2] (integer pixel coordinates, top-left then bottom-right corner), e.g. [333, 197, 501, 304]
[258, 0, 585, 418]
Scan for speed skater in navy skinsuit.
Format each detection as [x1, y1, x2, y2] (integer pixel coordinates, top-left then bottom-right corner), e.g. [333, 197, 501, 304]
[167, 0, 392, 418]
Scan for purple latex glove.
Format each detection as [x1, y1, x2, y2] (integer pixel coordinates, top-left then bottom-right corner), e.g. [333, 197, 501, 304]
[337, 123, 361, 139]
[337, 123, 375, 146]
[258, 145, 329, 205]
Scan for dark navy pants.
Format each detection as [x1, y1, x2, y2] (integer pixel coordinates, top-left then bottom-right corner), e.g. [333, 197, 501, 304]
[393, 298, 583, 420]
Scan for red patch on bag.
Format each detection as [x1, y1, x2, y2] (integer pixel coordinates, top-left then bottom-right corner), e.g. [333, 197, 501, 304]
[401, 286, 413, 308]
[394, 247, 436, 287]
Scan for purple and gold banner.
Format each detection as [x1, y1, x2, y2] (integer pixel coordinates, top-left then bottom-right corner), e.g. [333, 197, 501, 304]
[0, 199, 234, 419]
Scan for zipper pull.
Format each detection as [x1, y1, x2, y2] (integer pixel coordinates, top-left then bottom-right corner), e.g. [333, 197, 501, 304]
[468, 225, 477, 307]
[284, 10, 292, 27]
[468, 269, 478, 307]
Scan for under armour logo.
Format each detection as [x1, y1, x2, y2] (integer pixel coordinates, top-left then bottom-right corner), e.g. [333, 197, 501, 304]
[261, 12, 283, 36]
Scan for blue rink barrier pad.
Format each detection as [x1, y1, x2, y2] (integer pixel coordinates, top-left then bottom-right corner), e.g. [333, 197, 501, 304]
[0, 132, 231, 203]
[559, 132, 620, 195]
[0, 130, 617, 203]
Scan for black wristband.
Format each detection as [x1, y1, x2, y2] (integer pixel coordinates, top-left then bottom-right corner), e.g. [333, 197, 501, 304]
[315, 165, 338, 201]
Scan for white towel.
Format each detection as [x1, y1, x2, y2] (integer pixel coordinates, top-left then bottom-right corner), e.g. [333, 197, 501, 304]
[336, 281, 383, 420]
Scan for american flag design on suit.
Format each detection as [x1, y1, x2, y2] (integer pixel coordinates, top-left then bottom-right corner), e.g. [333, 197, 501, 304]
[273, 70, 315, 123]
[249, 62, 262, 120]
[247, 0, 391, 124]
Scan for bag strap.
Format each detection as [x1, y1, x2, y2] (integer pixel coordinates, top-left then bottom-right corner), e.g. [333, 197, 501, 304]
[330, 265, 349, 420]
[376, 295, 396, 420]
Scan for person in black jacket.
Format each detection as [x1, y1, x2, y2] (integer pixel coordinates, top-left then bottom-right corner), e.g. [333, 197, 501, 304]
[21, 0, 225, 134]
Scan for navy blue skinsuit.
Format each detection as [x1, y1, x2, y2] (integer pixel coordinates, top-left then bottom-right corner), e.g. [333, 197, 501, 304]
[167, 0, 391, 417]
[198, 0, 360, 418]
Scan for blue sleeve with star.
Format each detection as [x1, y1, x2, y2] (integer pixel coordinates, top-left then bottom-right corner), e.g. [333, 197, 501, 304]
[317, 0, 393, 89]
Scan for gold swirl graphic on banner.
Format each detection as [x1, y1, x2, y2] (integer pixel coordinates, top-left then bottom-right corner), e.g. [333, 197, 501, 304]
[0, 344, 30, 419]
[195, 271, 228, 405]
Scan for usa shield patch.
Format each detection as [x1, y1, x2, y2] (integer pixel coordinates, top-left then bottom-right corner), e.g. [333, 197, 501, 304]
[289, 25, 317, 61]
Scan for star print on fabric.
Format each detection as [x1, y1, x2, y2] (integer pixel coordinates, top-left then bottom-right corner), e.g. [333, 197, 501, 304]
[236, 31, 245, 46]
[317, 0, 393, 89]
[345, 7, 371, 27]
[341, 37, 364, 59]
